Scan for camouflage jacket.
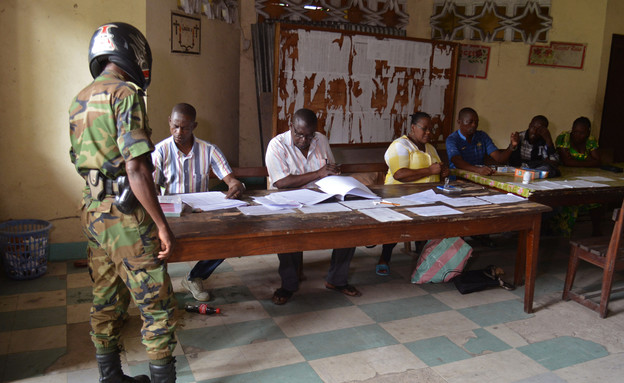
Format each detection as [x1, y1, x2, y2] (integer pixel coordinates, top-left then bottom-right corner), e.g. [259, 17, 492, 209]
[69, 70, 154, 210]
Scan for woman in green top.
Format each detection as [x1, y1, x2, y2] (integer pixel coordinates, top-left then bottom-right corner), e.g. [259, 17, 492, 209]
[552, 117, 603, 236]
[555, 117, 601, 167]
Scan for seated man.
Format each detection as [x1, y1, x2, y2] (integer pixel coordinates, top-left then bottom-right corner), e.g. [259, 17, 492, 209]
[509, 115, 560, 177]
[377, 112, 449, 276]
[446, 107, 519, 176]
[152, 103, 245, 301]
[266, 108, 361, 305]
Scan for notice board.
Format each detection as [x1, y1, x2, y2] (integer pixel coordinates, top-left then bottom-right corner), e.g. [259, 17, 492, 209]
[274, 24, 459, 146]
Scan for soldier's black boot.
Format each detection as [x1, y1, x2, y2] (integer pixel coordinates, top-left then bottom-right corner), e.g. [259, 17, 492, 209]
[149, 357, 176, 383]
[96, 352, 151, 383]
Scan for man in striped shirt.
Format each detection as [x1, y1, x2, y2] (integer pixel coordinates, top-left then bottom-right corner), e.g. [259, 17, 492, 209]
[265, 108, 361, 305]
[152, 103, 245, 301]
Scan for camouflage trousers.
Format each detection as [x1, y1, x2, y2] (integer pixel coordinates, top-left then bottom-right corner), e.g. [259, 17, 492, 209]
[81, 202, 177, 360]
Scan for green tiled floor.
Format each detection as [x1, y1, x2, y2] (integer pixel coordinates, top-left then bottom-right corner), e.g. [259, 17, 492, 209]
[1, 226, 623, 382]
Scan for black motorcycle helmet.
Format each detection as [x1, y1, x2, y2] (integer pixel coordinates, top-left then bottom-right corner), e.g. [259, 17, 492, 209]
[88, 22, 152, 89]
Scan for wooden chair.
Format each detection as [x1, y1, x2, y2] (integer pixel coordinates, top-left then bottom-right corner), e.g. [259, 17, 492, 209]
[562, 199, 624, 318]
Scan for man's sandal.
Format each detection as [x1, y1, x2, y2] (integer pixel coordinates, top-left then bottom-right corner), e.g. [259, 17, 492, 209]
[375, 264, 389, 276]
[325, 282, 362, 297]
[271, 288, 293, 305]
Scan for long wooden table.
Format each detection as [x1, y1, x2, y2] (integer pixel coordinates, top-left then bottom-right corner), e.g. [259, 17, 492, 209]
[452, 166, 624, 206]
[167, 182, 551, 313]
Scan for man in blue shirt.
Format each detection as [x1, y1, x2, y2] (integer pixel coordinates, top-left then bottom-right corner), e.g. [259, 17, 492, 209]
[446, 107, 519, 176]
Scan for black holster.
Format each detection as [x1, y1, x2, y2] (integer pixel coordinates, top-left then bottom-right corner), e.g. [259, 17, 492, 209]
[87, 170, 138, 214]
[114, 175, 139, 214]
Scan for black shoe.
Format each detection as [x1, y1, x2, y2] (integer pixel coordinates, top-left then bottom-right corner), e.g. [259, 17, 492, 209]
[96, 352, 150, 383]
[149, 357, 176, 383]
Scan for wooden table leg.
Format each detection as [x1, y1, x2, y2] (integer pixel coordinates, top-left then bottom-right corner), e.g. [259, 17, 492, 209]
[523, 216, 542, 314]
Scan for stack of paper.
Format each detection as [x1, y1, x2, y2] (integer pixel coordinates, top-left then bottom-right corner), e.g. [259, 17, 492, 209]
[158, 195, 183, 217]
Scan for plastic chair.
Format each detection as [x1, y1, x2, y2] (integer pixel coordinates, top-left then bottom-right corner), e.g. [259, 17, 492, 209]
[562, 199, 624, 318]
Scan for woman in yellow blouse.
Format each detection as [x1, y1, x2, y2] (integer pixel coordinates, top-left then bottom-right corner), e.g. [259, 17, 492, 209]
[377, 112, 449, 275]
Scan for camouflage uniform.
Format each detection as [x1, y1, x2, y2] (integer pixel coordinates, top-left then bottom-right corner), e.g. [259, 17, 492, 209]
[69, 70, 177, 361]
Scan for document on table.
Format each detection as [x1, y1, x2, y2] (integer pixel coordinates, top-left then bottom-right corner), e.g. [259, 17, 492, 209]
[269, 189, 335, 206]
[575, 176, 614, 182]
[179, 192, 247, 211]
[238, 205, 296, 216]
[339, 199, 381, 210]
[314, 175, 379, 200]
[339, 197, 419, 210]
[402, 189, 450, 204]
[252, 195, 301, 210]
[376, 197, 424, 207]
[299, 203, 351, 214]
[407, 205, 463, 216]
[565, 180, 610, 188]
[359, 208, 412, 222]
[442, 197, 492, 207]
[510, 180, 569, 190]
[478, 193, 526, 204]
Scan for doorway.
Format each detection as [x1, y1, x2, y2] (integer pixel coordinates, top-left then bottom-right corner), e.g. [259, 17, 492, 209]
[599, 34, 624, 163]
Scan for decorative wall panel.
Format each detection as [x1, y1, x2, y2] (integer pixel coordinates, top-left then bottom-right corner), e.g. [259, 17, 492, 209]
[255, 0, 408, 30]
[431, 0, 551, 43]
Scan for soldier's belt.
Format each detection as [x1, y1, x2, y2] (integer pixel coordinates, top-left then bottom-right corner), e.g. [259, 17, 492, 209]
[87, 170, 138, 214]
[86, 170, 118, 200]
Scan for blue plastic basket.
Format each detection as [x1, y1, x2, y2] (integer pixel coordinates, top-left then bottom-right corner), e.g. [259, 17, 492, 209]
[0, 219, 52, 280]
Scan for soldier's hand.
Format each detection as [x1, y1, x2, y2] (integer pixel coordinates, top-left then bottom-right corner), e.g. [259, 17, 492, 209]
[157, 227, 176, 260]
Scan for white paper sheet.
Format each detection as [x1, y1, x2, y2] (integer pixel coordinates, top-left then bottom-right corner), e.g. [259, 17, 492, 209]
[564, 180, 610, 188]
[269, 189, 335, 206]
[299, 203, 352, 214]
[252, 195, 301, 210]
[442, 197, 492, 207]
[237, 205, 296, 216]
[402, 189, 450, 204]
[179, 191, 247, 211]
[478, 193, 527, 204]
[359, 207, 412, 222]
[407, 205, 463, 216]
[375, 197, 423, 207]
[339, 200, 381, 210]
[575, 176, 614, 182]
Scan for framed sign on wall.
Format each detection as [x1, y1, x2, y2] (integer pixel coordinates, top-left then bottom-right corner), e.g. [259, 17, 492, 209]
[171, 13, 201, 54]
[528, 42, 586, 69]
[458, 44, 490, 79]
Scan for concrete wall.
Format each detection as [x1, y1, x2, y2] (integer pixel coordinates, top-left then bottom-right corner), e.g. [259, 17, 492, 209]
[0, 0, 240, 245]
[146, 2, 240, 159]
[0, 0, 146, 244]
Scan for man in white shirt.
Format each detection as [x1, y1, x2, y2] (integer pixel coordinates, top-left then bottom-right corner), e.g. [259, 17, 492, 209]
[265, 108, 361, 305]
[152, 103, 244, 301]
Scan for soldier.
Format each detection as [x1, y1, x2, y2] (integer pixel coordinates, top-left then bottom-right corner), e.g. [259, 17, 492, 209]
[69, 23, 177, 383]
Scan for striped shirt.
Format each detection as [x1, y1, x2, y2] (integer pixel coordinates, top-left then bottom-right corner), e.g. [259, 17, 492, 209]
[265, 131, 335, 189]
[384, 136, 442, 184]
[152, 136, 232, 195]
